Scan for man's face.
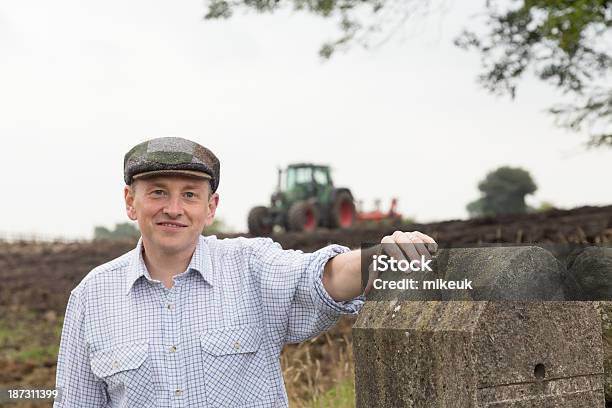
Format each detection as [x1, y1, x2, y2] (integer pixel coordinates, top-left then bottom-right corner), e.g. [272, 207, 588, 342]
[124, 175, 219, 254]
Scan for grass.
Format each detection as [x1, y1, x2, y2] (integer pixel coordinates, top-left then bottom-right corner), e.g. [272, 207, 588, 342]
[0, 311, 62, 365]
[306, 379, 355, 408]
[281, 318, 356, 407]
[15, 344, 59, 365]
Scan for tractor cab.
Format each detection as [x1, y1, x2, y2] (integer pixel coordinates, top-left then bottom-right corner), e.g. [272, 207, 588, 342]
[281, 164, 333, 205]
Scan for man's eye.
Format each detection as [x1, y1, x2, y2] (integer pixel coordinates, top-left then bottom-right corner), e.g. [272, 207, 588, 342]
[151, 190, 166, 196]
[184, 192, 196, 199]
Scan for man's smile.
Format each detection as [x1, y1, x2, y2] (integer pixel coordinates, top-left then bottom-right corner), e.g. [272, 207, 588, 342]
[156, 221, 188, 229]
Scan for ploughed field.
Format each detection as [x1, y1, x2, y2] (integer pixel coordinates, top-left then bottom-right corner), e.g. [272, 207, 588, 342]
[1, 205, 611, 407]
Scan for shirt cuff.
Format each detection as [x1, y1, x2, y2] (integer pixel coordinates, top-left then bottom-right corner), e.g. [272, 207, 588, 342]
[311, 244, 365, 316]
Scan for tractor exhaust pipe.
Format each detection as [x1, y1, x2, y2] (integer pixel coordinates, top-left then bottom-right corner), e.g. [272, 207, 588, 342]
[276, 167, 282, 193]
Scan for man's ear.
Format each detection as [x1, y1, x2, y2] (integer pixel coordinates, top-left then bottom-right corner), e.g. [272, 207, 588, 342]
[124, 185, 137, 221]
[204, 193, 220, 226]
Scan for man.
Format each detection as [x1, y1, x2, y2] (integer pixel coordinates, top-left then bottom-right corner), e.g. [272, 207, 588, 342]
[54, 137, 436, 407]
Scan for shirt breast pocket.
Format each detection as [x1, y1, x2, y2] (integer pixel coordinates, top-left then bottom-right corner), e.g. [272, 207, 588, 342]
[90, 342, 156, 407]
[200, 326, 271, 407]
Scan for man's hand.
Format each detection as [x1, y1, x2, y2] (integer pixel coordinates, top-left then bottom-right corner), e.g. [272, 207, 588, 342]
[356, 231, 438, 294]
[323, 230, 438, 302]
[380, 230, 438, 264]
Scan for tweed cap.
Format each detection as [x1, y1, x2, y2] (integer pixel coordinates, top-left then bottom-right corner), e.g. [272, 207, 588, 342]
[124, 137, 220, 192]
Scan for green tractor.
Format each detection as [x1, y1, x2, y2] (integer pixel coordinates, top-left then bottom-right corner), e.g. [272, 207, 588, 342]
[248, 163, 356, 235]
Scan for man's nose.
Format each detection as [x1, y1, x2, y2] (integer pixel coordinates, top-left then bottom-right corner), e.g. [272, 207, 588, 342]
[163, 195, 184, 217]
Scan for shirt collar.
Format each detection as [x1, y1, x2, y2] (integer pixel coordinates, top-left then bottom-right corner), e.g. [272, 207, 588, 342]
[125, 235, 214, 295]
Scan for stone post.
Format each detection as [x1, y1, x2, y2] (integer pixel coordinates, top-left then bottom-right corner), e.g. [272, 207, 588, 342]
[353, 246, 605, 407]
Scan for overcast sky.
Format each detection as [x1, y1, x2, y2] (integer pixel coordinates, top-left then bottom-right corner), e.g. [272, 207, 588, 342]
[1, 0, 611, 239]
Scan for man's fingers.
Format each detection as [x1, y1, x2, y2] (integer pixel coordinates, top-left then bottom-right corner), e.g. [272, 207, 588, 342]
[411, 231, 438, 254]
[381, 235, 407, 262]
[380, 231, 438, 273]
[391, 231, 425, 261]
[412, 242, 432, 261]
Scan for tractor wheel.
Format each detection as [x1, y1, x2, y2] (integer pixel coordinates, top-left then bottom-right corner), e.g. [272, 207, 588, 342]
[288, 201, 319, 232]
[248, 206, 273, 236]
[331, 191, 355, 229]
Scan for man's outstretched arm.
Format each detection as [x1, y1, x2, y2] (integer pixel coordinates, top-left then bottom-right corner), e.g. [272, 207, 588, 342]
[322, 231, 437, 302]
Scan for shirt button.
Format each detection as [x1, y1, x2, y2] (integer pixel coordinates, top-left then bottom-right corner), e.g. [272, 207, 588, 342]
[174, 389, 183, 396]
[233, 341, 241, 350]
[166, 303, 174, 310]
[169, 345, 177, 353]
[112, 360, 119, 369]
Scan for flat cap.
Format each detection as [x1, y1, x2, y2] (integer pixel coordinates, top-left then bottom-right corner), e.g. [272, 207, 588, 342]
[124, 137, 220, 192]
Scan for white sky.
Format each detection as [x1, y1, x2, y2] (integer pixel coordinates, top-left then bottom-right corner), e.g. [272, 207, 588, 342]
[1, 0, 611, 239]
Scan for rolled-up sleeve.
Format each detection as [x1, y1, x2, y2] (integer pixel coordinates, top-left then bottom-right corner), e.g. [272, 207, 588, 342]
[54, 289, 107, 407]
[310, 245, 365, 315]
[250, 238, 364, 344]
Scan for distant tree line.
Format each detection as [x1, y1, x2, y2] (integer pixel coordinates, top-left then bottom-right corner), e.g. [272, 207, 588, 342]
[94, 222, 140, 240]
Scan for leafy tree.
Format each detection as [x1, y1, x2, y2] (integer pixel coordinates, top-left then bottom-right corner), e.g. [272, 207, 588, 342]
[93, 226, 112, 240]
[467, 166, 537, 217]
[456, 0, 612, 147]
[204, 0, 612, 146]
[94, 222, 140, 240]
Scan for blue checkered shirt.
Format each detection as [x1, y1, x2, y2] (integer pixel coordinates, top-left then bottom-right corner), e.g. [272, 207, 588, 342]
[54, 235, 364, 407]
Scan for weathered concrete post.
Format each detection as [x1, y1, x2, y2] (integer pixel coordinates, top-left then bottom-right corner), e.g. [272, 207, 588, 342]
[353, 246, 605, 407]
[566, 247, 612, 402]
